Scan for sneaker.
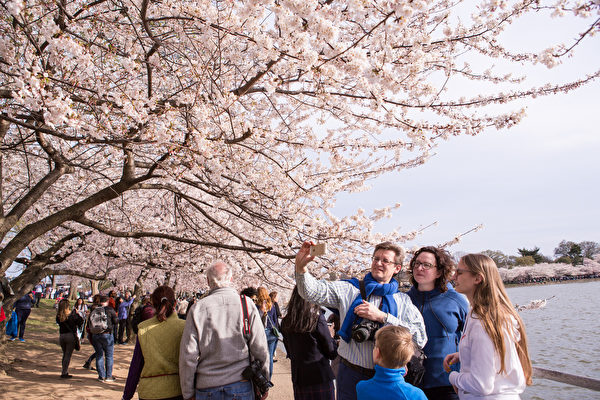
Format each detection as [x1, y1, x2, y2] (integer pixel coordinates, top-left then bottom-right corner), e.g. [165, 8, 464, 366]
[97, 377, 105, 382]
[8, 337, 16, 341]
[18, 338, 25, 342]
[60, 374, 73, 379]
[82, 362, 91, 370]
[104, 377, 115, 382]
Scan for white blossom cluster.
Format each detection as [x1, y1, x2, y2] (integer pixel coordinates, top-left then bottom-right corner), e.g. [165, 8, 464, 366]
[0, 0, 598, 292]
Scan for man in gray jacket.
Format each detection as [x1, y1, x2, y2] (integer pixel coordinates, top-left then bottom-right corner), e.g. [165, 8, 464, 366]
[179, 261, 270, 400]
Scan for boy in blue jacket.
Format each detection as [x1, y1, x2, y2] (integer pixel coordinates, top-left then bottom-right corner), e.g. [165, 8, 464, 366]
[356, 326, 427, 400]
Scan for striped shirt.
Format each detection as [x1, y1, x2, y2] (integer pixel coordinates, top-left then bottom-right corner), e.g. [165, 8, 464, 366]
[296, 271, 427, 369]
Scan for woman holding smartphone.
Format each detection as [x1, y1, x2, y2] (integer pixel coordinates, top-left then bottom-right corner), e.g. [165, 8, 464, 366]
[443, 254, 532, 399]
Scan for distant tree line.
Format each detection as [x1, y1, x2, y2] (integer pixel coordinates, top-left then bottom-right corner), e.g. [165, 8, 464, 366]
[479, 240, 599, 268]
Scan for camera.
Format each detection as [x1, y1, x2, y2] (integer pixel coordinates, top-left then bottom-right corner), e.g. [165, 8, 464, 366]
[242, 360, 273, 395]
[351, 319, 380, 342]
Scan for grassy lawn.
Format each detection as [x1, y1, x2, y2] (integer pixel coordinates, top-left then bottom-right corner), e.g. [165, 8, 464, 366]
[24, 299, 59, 335]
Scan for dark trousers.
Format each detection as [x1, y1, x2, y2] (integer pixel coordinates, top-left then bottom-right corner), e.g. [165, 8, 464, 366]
[423, 386, 459, 400]
[117, 319, 131, 343]
[35, 293, 42, 307]
[15, 308, 31, 339]
[59, 332, 76, 375]
[336, 361, 372, 400]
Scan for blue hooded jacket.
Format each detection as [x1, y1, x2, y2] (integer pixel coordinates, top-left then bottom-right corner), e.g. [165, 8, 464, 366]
[407, 284, 468, 389]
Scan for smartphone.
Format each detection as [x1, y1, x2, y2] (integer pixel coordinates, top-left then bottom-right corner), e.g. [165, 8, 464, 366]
[310, 243, 327, 257]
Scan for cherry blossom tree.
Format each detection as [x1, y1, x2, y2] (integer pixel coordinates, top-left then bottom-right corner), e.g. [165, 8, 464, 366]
[1, 0, 598, 297]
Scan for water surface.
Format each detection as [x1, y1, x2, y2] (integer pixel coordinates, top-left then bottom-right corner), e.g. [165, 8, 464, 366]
[507, 280, 600, 400]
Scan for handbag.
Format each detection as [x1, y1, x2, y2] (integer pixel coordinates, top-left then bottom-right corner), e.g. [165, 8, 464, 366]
[65, 314, 81, 351]
[265, 313, 282, 341]
[404, 342, 426, 387]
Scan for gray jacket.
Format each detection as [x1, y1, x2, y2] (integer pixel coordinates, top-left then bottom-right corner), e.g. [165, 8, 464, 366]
[179, 287, 269, 398]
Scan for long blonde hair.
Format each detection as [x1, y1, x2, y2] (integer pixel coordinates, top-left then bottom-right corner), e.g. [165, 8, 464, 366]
[57, 299, 72, 323]
[257, 287, 272, 310]
[460, 254, 532, 385]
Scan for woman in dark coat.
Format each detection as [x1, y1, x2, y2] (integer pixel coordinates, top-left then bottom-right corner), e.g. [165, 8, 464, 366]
[56, 298, 83, 378]
[281, 286, 338, 400]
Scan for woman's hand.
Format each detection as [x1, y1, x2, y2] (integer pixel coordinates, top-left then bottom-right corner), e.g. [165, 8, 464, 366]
[443, 352, 459, 373]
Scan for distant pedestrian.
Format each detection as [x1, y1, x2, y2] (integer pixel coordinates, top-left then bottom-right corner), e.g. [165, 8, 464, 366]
[240, 287, 258, 303]
[131, 296, 155, 335]
[10, 292, 35, 342]
[122, 286, 185, 400]
[176, 297, 189, 320]
[56, 298, 83, 379]
[257, 286, 279, 380]
[117, 291, 135, 344]
[34, 284, 43, 307]
[73, 297, 88, 340]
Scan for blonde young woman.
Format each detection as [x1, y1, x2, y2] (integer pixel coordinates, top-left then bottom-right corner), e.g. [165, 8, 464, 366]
[257, 286, 278, 380]
[443, 254, 532, 399]
[56, 298, 84, 379]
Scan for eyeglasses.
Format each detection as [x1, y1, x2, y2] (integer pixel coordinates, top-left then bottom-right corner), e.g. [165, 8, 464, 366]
[454, 268, 471, 276]
[413, 261, 436, 270]
[372, 256, 397, 266]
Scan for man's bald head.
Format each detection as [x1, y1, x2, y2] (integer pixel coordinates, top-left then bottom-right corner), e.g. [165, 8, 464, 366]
[206, 261, 233, 289]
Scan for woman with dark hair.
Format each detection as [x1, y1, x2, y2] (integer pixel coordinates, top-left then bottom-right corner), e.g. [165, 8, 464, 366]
[56, 298, 83, 379]
[407, 246, 469, 400]
[281, 286, 338, 400]
[73, 297, 88, 341]
[122, 285, 185, 400]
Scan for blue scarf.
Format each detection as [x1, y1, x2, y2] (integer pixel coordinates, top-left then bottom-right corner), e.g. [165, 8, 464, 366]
[338, 273, 398, 342]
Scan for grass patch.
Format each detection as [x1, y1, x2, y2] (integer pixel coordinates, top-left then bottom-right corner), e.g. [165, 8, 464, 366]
[26, 299, 59, 335]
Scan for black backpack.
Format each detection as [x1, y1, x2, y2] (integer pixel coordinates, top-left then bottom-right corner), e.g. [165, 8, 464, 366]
[404, 342, 427, 387]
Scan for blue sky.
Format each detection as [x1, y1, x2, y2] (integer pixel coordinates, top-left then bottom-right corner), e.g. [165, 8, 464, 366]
[336, 12, 600, 259]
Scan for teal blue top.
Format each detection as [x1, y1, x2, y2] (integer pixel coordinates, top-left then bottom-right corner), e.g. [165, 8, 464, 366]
[356, 365, 428, 400]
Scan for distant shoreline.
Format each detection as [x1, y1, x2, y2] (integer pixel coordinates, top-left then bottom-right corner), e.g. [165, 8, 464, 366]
[505, 276, 600, 288]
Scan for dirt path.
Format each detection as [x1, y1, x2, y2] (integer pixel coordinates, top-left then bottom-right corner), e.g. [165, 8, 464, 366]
[0, 301, 293, 399]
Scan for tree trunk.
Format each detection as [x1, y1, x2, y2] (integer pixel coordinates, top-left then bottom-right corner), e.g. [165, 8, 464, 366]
[69, 278, 78, 300]
[90, 279, 99, 296]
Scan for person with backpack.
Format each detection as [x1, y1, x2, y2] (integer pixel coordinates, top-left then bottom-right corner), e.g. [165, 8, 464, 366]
[89, 295, 118, 382]
[83, 294, 101, 370]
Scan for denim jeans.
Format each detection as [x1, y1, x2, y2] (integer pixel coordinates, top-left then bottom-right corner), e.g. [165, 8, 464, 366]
[336, 361, 371, 400]
[265, 328, 278, 380]
[15, 308, 31, 339]
[195, 380, 253, 400]
[92, 333, 114, 379]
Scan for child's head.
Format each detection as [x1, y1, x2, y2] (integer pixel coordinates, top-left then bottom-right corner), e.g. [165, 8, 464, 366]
[373, 325, 414, 369]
